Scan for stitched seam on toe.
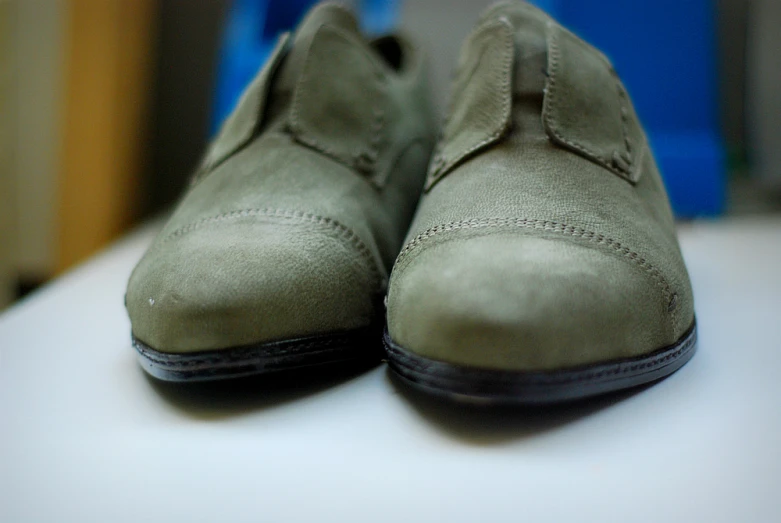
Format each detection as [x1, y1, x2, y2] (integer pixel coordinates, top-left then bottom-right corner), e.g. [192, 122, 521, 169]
[395, 217, 677, 320]
[155, 208, 384, 290]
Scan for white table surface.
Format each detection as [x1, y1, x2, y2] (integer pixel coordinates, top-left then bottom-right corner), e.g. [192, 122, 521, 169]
[1, 217, 780, 523]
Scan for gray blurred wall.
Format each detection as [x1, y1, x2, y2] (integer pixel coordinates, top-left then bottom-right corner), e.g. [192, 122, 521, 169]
[401, 0, 493, 117]
[746, 0, 781, 185]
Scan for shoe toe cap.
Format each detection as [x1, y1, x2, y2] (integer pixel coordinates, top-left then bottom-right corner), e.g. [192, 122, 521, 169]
[387, 232, 679, 371]
[127, 218, 382, 353]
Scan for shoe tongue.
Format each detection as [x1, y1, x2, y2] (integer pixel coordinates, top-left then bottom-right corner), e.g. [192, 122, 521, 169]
[474, 2, 644, 184]
[293, 2, 360, 43]
[266, 3, 402, 179]
[270, 4, 364, 109]
[477, 2, 549, 96]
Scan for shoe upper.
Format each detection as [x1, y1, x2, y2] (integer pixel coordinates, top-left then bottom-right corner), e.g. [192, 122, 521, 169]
[126, 3, 436, 353]
[386, 1, 695, 371]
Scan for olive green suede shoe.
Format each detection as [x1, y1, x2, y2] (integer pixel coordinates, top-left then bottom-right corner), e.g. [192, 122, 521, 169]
[126, 3, 436, 381]
[384, 1, 697, 403]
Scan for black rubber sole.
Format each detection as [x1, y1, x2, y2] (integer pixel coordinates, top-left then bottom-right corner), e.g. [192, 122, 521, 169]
[384, 322, 697, 405]
[133, 327, 382, 382]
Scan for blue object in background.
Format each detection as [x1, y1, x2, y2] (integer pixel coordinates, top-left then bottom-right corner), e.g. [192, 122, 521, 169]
[212, 0, 398, 136]
[211, 0, 315, 136]
[531, 0, 726, 217]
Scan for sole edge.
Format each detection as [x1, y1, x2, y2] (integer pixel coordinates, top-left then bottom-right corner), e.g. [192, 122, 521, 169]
[134, 327, 383, 382]
[384, 322, 698, 405]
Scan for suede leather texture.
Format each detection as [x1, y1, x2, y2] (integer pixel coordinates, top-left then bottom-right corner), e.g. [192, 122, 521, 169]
[127, 3, 436, 353]
[386, 1, 695, 372]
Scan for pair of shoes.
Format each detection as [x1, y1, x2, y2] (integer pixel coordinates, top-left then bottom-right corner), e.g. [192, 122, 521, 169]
[126, 1, 697, 404]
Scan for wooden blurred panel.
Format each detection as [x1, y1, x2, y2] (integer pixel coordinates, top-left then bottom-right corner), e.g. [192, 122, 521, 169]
[7, 0, 66, 286]
[0, 1, 14, 308]
[57, 0, 156, 272]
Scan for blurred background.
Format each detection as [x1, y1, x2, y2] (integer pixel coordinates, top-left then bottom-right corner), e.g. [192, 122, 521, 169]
[1, 0, 779, 310]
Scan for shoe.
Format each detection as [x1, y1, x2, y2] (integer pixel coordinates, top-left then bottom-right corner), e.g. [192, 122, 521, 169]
[384, 1, 697, 404]
[126, 3, 436, 381]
